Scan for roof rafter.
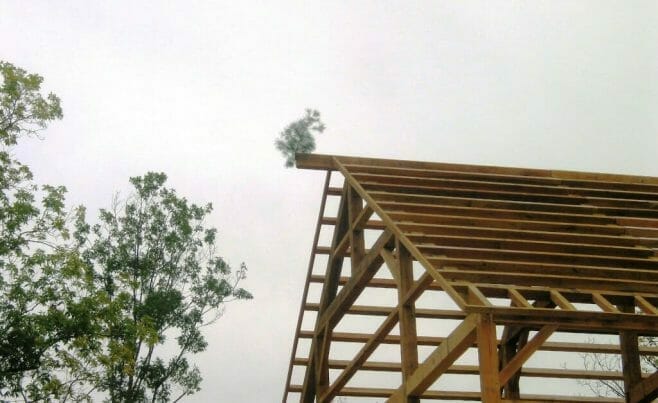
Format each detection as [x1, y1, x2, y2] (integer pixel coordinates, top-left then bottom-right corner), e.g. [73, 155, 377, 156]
[284, 154, 658, 403]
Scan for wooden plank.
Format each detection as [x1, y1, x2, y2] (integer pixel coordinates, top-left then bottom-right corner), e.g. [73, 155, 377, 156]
[439, 269, 658, 295]
[355, 172, 578, 197]
[405, 233, 654, 259]
[509, 289, 532, 308]
[405, 314, 478, 397]
[347, 185, 366, 272]
[418, 244, 658, 270]
[309, 277, 658, 309]
[389, 211, 630, 237]
[468, 285, 493, 307]
[550, 290, 576, 311]
[297, 330, 658, 355]
[353, 171, 658, 203]
[305, 301, 467, 320]
[452, 282, 657, 305]
[320, 216, 385, 229]
[465, 305, 658, 334]
[344, 162, 658, 195]
[499, 323, 528, 399]
[398, 222, 658, 248]
[380, 200, 620, 226]
[312, 255, 658, 293]
[297, 153, 658, 187]
[334, 158, 468, 309]
[296, 153, 338, 170]
[320, 247, 658, 280]
[477, 314, 501, 402]
[619, 304, 643, 402]
[427, 258, 658, 288]
[397, 240, 420, 403]
[294, 358, 633, 380]
[345, 163, 563, 186]
[635, 295, 658, 315]
[592, 293, 620, 313]
[361, 168, 655, 197]
[359, 178, 658, 210]
[372, 191, 658, 221]
[293, 383, 624, 401]
[353, 172, 658, 207]
[362, 180, 651, 209]
[499, 325, 558, 385]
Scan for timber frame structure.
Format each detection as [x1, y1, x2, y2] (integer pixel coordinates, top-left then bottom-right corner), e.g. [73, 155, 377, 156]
[283, 154, 658, 403]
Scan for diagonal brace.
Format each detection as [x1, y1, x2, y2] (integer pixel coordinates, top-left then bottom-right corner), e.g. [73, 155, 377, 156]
[499, 324, 558, 385]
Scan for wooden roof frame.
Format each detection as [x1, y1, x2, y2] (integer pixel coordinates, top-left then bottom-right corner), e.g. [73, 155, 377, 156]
[283, 154, 658, 403]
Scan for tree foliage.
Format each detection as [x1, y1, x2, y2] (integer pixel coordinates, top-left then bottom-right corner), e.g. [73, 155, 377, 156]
[0, 61, 251, 402]
[75, 172, 252, 402]
[275, 108, 325, 167]
[0, 61, 62, 144]
[0, 60, 95, 400]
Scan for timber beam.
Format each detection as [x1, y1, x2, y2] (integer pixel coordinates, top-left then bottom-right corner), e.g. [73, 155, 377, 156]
[286, 154, 658, 402]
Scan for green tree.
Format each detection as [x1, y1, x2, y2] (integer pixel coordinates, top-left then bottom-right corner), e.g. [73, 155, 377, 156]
[75, 172, 252, 402]
[1, 61, 252, 402]
[0, 61, 100, 400]
[275, 108, 325, 167]
[1, 61, 62, 143]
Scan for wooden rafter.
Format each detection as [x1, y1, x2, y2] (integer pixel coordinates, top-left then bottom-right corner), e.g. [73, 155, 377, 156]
[284, 154, 658, 402]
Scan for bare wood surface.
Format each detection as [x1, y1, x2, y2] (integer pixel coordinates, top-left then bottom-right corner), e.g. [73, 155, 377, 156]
[499, 325, 558, 385]
[296, 329, 658, 355]
[296, 153, 658, 187]
[477, 314, 501, 402]
[397, 240, 420, 403]
[286, 154, 658, 402]
[397, 314, 478, 399]
[629, 370, 658, 403]
[290, 384, 624, 401]
[292, 358, 639, 380]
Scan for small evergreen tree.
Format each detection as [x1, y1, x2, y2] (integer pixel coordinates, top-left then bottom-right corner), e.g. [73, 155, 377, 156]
[275, 109, 325, 167]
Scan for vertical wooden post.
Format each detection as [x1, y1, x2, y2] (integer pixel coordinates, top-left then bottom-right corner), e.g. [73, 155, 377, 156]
[397, 239, 419, 403]
[347, 185, 365, 274]
[619, 305, 642, 403]
[477, 314, 501, 403]
[499, 326, 527, 399]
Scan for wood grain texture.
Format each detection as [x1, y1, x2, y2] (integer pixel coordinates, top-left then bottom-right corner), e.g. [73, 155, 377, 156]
[286, 154, 658, 402]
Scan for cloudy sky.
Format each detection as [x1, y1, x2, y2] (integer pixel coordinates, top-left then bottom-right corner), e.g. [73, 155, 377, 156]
[2, 1, 658, 401]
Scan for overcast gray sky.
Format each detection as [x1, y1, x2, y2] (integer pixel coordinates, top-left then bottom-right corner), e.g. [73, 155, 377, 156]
[2, 1, 658, 401]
